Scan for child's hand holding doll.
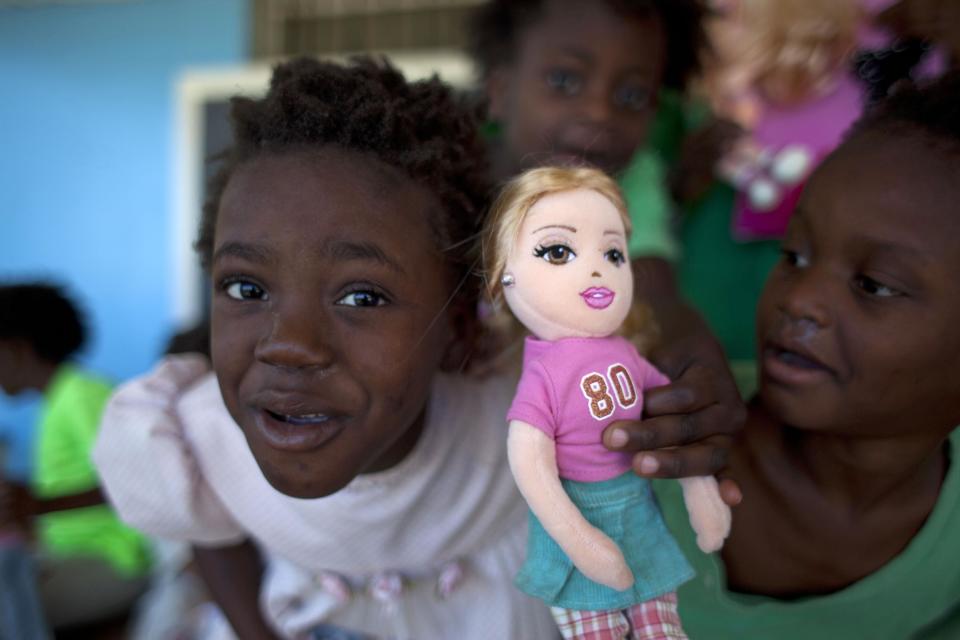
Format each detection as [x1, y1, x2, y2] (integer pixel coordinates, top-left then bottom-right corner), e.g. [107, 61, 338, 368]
[483, 167, 731, 638]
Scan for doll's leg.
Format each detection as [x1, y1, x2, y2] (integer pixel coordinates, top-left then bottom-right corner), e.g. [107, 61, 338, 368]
[549, 606, 632, 639]
[624, 592, 687, 640]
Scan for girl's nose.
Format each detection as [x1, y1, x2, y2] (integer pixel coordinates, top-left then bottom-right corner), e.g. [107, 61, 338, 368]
[777, 271, 832, 329]
[582, 88, 615, 125]
[255, 306, 335, 371]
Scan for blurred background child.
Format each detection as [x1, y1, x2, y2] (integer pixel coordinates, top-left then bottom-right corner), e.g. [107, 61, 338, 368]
[0, 283, 151, 637]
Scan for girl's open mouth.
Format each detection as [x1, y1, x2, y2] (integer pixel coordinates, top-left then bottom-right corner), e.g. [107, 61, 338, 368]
[265, 409, 330, 426]
[580, 287, 615, 310]
[762, 345, 833, 386]
[256, 408, 344, 452]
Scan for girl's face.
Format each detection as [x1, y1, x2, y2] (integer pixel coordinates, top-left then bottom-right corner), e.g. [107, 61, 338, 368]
[502, 188, 632, 341]
[210, 149, 457, 498]
[757, 133, 960, 437]
[487, 0, 664, 178]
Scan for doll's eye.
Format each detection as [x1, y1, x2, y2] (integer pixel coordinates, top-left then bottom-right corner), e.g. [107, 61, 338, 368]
[534, 244, 577, 265]
[604, 248, 626, 266]
[224, 278, 268, 301]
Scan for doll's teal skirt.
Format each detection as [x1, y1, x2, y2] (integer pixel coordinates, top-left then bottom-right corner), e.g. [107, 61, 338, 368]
[515, 470, 694, 611]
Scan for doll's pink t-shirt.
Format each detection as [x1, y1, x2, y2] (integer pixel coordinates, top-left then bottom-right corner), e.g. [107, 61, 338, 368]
[506, 335, 669, 483]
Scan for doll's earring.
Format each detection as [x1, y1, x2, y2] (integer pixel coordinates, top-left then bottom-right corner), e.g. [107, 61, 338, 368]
[500, 273, 516, 288]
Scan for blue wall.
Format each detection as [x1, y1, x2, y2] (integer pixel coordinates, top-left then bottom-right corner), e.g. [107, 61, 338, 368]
[0, 0, 249, 473]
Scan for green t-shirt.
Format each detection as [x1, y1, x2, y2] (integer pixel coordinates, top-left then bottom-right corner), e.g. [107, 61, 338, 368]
[653, 428, 960, 639]
[33, 365, 150, 576]
[647, 90, 782, 365]
[619, 148, 679, 263]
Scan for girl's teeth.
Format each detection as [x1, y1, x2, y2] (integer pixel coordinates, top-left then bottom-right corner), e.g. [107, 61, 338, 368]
[267, 410, 329, 425]
[285, 414, 328, 425]
[777, 350, 819, 370]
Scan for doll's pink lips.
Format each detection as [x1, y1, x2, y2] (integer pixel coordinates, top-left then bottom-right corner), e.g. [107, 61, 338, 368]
[580, 287, 615, 310]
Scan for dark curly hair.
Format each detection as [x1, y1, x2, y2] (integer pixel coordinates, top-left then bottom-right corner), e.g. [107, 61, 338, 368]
[469, 0, 709, 91]
[197, 56, 491, 299]
[0, 283, 86, 364]
[849, 71, 960, 157]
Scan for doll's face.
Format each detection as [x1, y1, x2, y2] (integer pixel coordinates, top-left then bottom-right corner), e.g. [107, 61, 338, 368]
[502, 188, 632, 341]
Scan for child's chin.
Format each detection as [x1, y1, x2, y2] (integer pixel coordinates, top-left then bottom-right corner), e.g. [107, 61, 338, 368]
[759, 382, 841, 432]
[253, 456, 352, 499]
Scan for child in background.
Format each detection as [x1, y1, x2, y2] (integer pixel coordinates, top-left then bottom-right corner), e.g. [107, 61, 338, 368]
[655, 73, 960, 638]
[0, 283, 151, 633]
[469, 0, 745, 494]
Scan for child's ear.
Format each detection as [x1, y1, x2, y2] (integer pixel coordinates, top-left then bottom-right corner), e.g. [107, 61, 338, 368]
[485, 68, 510, 123]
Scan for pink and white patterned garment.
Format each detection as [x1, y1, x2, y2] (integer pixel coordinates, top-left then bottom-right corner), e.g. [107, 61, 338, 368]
[550, 592, 686, 640]
[93, 355, 557, 639]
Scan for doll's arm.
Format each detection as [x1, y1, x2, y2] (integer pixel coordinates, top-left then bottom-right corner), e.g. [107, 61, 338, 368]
[678, 475, 732, 553]
[508, 420, 633, 591]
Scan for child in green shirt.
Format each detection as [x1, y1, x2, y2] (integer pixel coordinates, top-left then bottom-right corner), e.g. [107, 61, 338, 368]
[656, 74, 960, 639]
[0, 283, 150, 631]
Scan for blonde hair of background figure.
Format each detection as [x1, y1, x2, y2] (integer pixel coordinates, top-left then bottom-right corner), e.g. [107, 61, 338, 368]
[709, 0, 863, 108]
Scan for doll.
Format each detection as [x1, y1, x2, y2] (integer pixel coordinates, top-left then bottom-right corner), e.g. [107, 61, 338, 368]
[706, 0, 865, 240]
[482, 167, 731, 639]
[706, 0, 942, 241]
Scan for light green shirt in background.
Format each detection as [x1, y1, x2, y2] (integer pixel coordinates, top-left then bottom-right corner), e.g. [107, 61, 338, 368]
[33, 365, 150, 576]
[619, 148, 679, 263]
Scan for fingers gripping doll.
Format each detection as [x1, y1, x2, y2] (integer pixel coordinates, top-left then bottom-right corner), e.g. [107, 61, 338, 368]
[482, 167, 731, 639]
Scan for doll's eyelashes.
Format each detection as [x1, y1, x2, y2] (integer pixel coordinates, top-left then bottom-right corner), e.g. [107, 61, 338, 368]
[604, 248, 626, 266]
[534, 243, 577, 265]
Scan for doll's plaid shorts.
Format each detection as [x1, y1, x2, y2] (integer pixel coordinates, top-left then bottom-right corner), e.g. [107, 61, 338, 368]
[550, 592, 686, 639]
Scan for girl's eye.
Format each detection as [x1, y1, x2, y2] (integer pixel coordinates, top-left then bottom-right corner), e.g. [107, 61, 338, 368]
[534, 244, 577, 265]
[854, 275, 902, 298]
[224, 279, 268, 301]
[545, 69, 583, 96]
[337, 290, 387, 307]
[781, 249, 810, 269]
[605, 248, 626, 266]
[614, 84, 653, 111]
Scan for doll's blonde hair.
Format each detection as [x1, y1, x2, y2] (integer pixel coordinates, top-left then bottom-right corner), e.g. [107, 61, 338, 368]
[709, 0, 862, 106]
[477, 167, 659, 369]
[482, 166, 630, 306]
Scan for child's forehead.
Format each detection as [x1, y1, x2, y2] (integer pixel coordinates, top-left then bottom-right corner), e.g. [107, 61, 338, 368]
[219, 150, 440, 244]
[800, 133, 960, 264]
[521, 0, 662, 51]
